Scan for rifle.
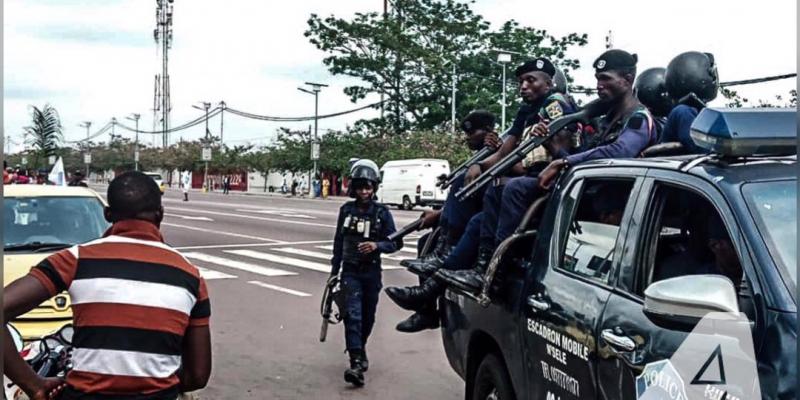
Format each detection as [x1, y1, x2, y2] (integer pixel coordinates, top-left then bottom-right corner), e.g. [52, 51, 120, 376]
[387, 217, 425, 242]
[438, 131, 513, 190]
[319, 275, 342, 342]
[455, 99, 611, 201]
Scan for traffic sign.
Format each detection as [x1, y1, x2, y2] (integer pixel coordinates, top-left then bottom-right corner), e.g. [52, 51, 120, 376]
[202, 147, 212, 161]
[21, 156, 27, 165]
[134, 151, 140, 162]
[311, 142, 320, 160]
[49, 155, 56, 165]
[84, 154, 92, 164]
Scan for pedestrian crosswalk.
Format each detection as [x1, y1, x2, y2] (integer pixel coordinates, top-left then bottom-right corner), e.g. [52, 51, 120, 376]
[183, 240, 426, 297]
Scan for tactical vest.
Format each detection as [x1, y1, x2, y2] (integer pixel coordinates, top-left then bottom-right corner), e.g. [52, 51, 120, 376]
[522, 92, 578, 168]
[586, 104, 656, 149]
[340, 203, 383, 269]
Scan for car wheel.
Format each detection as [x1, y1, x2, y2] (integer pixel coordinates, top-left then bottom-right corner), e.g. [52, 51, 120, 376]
[402, 196, 413, 211]
[472, 354, 516, 400]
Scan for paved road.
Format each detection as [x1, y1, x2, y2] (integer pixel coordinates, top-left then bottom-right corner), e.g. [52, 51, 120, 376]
[118, 187, 462, 399]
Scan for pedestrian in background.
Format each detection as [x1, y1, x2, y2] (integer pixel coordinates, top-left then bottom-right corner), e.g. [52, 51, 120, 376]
[322, 177, 330, 199]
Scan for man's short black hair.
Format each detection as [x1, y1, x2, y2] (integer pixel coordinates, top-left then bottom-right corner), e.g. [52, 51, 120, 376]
[107, 171, 162, 219]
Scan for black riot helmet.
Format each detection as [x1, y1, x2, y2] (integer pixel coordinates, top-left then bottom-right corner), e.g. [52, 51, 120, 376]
[348, 159, 381, 198]
[635, 67, 674, 118]
[553, 67, 569, 94]
[665, 51, 719, 103]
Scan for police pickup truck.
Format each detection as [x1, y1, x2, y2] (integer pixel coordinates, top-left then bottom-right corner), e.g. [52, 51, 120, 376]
[439, 108, 796, 400]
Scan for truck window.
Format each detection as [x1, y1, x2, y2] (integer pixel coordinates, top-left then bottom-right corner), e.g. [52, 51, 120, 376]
[640, 185, 744, 291]
[559, 179, 635, 285]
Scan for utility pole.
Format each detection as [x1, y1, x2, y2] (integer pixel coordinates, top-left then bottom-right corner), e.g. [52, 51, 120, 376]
[605, 30, 614, 49]
[79, 121, 92, 178]
[154, 0, 174, 147]
[193, 102, 212, 192]
[111, 117, 117, 140]
[219, 101, 226, 144]
[298, 82, 328, 196]
[127, 114, 141, 171]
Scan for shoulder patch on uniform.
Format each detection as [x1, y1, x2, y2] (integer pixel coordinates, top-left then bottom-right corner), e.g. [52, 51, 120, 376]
[545, 101, 564, 119]
[627, 115, 644, 130]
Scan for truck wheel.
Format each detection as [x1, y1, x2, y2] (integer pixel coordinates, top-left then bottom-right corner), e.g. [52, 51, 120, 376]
[402, 196, 414, 210]
[472, 353, 516, 400]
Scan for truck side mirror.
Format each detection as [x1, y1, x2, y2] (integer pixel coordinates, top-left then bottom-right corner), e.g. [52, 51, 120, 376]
[643, 275, 739, 329]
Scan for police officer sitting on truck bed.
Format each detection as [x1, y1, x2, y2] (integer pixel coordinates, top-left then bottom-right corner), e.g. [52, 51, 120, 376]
[330, 160, 399, 387]
[394, 110, 500, 332]
[658, 51, 719, 153]
[386, 58, 582, 323]
[435, 49, 658, 294]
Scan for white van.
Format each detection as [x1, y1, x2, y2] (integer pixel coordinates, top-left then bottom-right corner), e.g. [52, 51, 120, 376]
[378, 159, 449, 210]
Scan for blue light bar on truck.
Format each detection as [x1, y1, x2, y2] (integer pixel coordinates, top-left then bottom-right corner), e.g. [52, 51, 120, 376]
[690, 108, 796, 157]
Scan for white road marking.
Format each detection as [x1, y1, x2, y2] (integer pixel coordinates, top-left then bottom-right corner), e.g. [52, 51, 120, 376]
[166, 214, 214, 222]
[175, 240, 334, 251]
[226, 249, 332, 273]
[313, 244, 416, 256]
[166, 207, 336, 229]
[247, 281, 311, 297]
[315, 245, 334, 251]
[235, 209, 316, 219]
[184, 252, 297, 277]
[197, 267, 237, 280]
[273, 247, 402, 270]
[161, 223, 285, 243]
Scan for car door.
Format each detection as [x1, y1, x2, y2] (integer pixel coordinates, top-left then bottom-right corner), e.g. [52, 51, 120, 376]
[520, 169, 645, 400]
[596, 172, 764, 400]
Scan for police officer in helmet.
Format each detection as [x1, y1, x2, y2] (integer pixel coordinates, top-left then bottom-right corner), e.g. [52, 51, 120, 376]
[330, 160, 399, 387]
[635, 67, 673, 139]
[659, 51, 719, 153]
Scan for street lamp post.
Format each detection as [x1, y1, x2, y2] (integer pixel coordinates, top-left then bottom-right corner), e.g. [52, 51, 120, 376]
[126, 114, 141, 171]
[298, 82, 327, 197]
[497, 52, 512, 131]
[78, 121, 92, 178]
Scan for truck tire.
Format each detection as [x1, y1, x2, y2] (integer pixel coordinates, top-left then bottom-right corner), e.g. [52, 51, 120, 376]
[472, 353, 516, 400]
[402, 196, 414, 211]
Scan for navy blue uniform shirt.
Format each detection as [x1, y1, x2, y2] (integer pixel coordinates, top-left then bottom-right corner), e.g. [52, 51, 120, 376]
[659, 104, 705, 153]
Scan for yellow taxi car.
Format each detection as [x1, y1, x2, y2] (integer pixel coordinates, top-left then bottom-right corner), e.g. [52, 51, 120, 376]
[4, 185, 109, 340]
[144, 172, 167, 194]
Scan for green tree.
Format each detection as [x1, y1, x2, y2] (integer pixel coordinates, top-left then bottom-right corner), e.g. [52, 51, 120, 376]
[24, 104, 64, 168]
[305, 0, 587, 133]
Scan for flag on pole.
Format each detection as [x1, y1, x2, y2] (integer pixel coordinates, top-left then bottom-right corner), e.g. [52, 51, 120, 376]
[48, 157, 66, 186]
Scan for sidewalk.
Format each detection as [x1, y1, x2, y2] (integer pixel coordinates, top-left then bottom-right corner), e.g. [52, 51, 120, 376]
[88, 183, 348, 202]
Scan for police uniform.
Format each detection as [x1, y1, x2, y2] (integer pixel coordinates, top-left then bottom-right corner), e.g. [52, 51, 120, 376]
[437, 49, 658, 293]
[481, 85, 578, 249]
[331, 200, 398, 361]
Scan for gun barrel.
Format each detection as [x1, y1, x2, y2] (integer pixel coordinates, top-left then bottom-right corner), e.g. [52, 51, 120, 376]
[387, 217, 424, 241]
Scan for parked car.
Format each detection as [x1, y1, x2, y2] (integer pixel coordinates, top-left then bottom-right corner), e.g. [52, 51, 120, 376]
[378, 159, 449, 210]
[3, 185, 110, 339]
[144, 171, 166, 193]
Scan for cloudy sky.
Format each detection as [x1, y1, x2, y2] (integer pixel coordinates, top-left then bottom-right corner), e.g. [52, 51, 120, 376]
[4, 0, 796, 153]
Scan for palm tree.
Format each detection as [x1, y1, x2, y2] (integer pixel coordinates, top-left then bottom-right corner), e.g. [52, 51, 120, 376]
[24, 104, 63, 168]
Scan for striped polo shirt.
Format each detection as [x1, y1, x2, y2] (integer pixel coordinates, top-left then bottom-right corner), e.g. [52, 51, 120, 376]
[29, 219, 210, 397]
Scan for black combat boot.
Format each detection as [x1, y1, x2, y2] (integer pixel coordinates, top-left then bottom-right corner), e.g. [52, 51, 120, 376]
[384, 278, 445, 311]
[435, 244, 494, 293]
[362, 349, 369, 372]
[344, 350, 366, 387]
[183, 192, 188, 201]
[400, 230, 449, 270]
[395, 311, 440, 333]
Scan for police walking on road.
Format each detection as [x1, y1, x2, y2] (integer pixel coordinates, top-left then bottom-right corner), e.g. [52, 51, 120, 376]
[330, 159, 400, 387]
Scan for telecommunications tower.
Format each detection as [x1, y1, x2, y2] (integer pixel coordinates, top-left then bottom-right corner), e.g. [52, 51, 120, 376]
[153, 0, 174, 147]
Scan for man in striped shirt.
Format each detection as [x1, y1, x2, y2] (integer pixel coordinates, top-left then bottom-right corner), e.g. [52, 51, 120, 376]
[3, 171, 212, 400]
